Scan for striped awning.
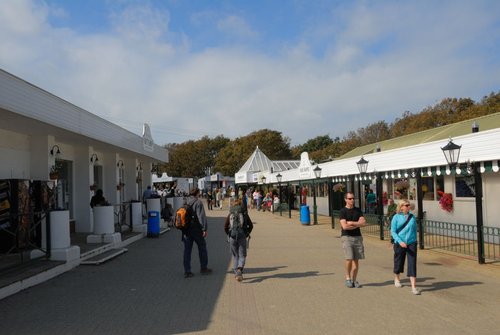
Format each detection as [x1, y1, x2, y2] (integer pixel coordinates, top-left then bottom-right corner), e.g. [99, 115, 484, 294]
[330, 160, 500, 182]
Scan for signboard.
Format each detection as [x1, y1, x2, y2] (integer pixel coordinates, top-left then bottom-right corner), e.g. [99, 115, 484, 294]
[142, 123, 154, 152]
[298, 152, 313, 179]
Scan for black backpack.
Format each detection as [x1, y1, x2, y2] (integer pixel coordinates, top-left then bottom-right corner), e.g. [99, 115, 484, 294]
[229, 209, 247, 239]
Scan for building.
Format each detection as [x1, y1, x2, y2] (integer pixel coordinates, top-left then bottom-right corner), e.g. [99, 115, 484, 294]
[236, 114, 500, 263]
[0, 69, 168, 266]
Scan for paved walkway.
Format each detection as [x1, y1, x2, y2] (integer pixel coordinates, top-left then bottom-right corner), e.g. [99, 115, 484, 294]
[1, 204, 500, 335]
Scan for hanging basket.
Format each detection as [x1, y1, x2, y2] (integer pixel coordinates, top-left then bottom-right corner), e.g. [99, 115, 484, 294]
[49, 172, 59, 180]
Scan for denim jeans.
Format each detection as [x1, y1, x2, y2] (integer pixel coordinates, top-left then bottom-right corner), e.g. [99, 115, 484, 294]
[183, 231, 208, 273]
[229, 236, 247, 273]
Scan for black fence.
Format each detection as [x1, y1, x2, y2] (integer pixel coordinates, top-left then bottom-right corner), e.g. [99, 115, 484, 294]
[331, 210, 500, 262]
[0, 210, 51, 273]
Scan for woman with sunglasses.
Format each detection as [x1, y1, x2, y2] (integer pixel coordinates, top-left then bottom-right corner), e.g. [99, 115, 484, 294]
[391, 200, 420, 295]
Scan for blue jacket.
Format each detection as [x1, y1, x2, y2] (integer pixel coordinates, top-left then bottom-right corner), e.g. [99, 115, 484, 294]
[391, 212, 417, 245]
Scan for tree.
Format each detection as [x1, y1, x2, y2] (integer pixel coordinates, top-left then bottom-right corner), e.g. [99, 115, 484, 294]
[163, 135, 230, 178]
[214, 129, 292, 176]
[291, 135, 333, 159]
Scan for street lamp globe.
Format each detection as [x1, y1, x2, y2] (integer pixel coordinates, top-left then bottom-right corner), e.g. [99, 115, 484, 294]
[356, 157, 369, 174]
[441, 139, 462, 168]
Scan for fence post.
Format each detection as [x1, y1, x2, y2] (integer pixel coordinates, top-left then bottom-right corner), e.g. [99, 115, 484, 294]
[473, 164, 485, 264]
[416, 168, 425, 249]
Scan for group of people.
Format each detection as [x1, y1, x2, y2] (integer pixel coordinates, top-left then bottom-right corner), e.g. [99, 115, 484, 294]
[179, 188, 253, 282]
[205, 188, 225, 210]
[340, 192, 420, 295]
[176, 188, 420, 293]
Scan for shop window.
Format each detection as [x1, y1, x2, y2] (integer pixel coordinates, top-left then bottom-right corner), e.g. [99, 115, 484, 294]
[436, 175, 444, 200]
[394, 179, 409, 200]
[455, 175, 475, 197]
[421, 177, 434, 200]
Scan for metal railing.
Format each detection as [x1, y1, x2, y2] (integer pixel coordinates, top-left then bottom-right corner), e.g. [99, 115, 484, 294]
[0, 210, 50, 272]
[113, 203, 132, 232]
[331, 210, 500, 262]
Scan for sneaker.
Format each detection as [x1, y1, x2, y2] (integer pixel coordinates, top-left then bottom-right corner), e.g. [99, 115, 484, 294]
[236, 269, 243, 282]
[352, 281, 361, 288]
[200, 268, 213, 275]
[412, 288, 421, 295]
[394, 280, 402, 288]
[345, 279, 353, 288]
[184, 272, 194, 278]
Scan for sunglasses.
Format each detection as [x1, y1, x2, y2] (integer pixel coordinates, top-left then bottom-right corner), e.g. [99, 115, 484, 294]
[403, 204, 410, 207]
[346, 198, 354, 200]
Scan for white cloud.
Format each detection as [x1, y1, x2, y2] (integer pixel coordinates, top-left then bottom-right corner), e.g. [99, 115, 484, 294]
[216, 15, 258, 40]
[0, 0, 499, 147]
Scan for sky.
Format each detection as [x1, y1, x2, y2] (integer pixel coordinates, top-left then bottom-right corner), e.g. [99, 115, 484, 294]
[1, 0, 499, 146]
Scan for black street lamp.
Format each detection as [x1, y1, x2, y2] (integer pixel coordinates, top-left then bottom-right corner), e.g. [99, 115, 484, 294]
[440, 140, 484, 264]
[441, 139, 462, 168]
[313, 166, 322, 225]
[276, 173, 283, 216]
[356, 156, 369, 174]
[356, 157, 369, 212]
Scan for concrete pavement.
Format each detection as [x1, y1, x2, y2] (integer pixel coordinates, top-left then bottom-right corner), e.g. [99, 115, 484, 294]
[1, 203, 500, 335]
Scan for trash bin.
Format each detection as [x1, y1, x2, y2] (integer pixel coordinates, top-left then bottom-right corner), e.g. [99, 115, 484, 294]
[300, 205, 310, 225]
[147, 211, 160, 237]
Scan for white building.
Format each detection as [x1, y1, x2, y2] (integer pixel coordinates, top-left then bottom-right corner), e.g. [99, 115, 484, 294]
[0, 69, 168, 261]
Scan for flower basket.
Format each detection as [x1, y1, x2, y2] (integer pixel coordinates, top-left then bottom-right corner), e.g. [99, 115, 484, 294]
[395, 180, 409, 190]
[437, 191, 453, 212]
[332, 183, 345, 192]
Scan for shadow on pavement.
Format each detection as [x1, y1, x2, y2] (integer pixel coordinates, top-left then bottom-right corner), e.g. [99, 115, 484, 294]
[244, 270, 333, 283]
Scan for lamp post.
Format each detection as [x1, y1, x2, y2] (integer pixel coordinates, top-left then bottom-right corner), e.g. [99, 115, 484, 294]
[441, 139, 485, 264]
[356, 156, 369, 212]
[276, 173, 283, 216]
[313, 166, 322, 225]
[441, 139, 462, 169]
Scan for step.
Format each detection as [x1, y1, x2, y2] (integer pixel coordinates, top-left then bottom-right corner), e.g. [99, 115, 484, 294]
[80, 248, 128, 265]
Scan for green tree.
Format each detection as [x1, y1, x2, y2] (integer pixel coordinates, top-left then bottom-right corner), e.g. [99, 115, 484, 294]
[291, 135, 333, 159]
[214, 129, 292, 176]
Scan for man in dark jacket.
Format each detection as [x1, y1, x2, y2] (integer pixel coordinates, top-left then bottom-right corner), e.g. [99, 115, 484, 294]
[182, 188, 212, 278]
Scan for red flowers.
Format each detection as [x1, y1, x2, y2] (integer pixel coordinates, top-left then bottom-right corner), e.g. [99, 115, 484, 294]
[437, 191, 453, 212]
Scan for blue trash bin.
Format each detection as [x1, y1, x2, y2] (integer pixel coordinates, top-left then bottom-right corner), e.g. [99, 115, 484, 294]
[147, 211, 160, 237]
[300, 205, 310, 225]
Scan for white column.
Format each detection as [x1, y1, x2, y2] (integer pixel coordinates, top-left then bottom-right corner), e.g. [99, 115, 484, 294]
[87, 205, 121, 244]
[31, 210, 80, 263]
[131, 201, 146, 234]
[146, 198, 161, 214]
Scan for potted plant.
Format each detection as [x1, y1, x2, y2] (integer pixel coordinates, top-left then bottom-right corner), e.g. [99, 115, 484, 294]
[90, 184, 98, 191]
[49, 166, 59, 180]
[437, 191, 453, 212]
[117, 182, 125, 191]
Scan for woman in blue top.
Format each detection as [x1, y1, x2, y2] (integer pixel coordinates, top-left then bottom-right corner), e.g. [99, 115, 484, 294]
[391, 200, 420, 295]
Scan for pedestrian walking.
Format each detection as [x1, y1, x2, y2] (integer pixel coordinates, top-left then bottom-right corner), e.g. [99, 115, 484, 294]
[391, 200, 420, 295]
[207, 191, 213, 210]
[224, 200, 253, 282]
[181, 188, 212, 278]
[339, 192, 367, 288]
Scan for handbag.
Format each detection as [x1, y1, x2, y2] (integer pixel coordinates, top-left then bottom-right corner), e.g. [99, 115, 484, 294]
[390, 213, 414, 244]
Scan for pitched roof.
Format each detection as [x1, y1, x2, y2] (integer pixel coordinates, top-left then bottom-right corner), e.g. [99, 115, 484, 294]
[238, 146, 274, 173]
[340, 112, 500, 159]
[237, 147, 300, 173]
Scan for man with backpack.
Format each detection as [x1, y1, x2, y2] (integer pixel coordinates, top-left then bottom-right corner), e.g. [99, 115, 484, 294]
[224, 199, 253, 282]
[180, 188, 212, 278]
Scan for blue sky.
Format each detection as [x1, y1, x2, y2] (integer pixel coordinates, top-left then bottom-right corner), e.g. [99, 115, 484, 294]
[1, 0, 499, 146]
